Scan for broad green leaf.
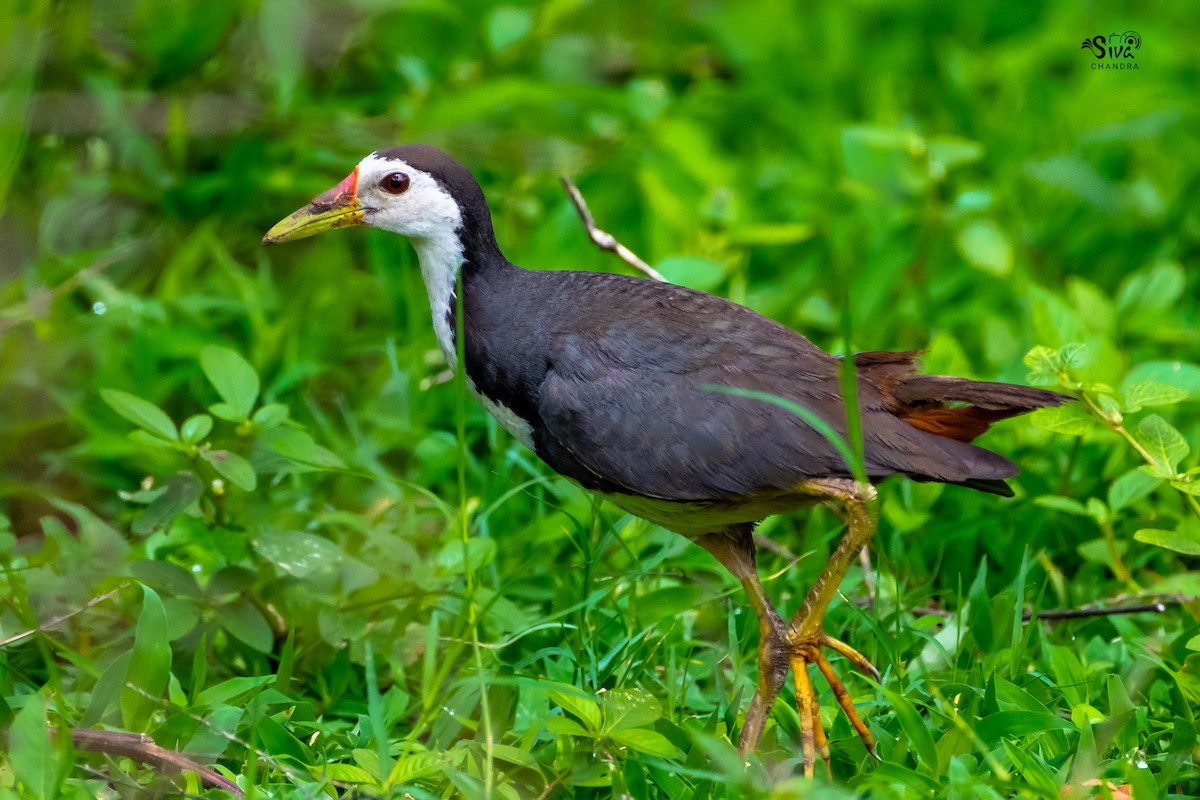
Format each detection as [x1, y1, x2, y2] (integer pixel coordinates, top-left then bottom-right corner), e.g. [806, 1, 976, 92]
[254, 530, 344, 577]
[133, 473, 204, 536]
[10, 694, 59, 800]
[122, 585, 172, 731]
[180, 414, 213, 443]
[549, 688, 602, 732]
[217, 602, 274, 652]
[1185, 635, 1200, 652]
[956, 219, 1012, 276]
[1124, 380, 1189, 412]
[1123, 360, 1200, 399]
[1031, 403, 1096, 436]
[603, 688, 662, 732]
[266, 428, 346, 470]
[1116, 260, 1185, 315]
[438, 536, 496, 573]
[253, 403, 289, 428]
[1170, 477, 1200, 496]
[1058, 342, 1091, 369]
[1108, 468, 1162, 511]
[1023, 345, 1060, 377]
[202, 449, 257, 491]
[1134, 526, 1200, 556]
[544, 715, 590, 736]
[101, 389, 179, 441]
[607, 727, 680, 758]
[1136, 414, 1189, 472]
[200, 346, 260, 422]
[388, 750, 445, 786]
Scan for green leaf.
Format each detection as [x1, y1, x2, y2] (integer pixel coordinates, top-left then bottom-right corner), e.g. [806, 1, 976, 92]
[254, 530, 344, 578]
[550, 687, 602, 732]
[122, 585, 172, 731]
[544, 716, 591, 737]
[1123, 380, 1190, 412]
[975, 710, 1076, 746]
[884, 689, 939, 774]
[956, 219, 1012, 276]
[1108, 468, 1162, 511]
[1136, 414, 1189, 473]
[438, 537, 496, 573]
[133, 473, 205, 536]
[202, 449, 257, 491]
[1123, 360, 1200, 399]
[10, 694, 59, 800]
[485, 5, 532, 52]
[180, 413, 213, 443]
[1023, 345, 1060, 377]
[1185, 635, 1200, 652]
[1116, 259, 1185, 315]
[1030, 403, 1096, 436]
[200, 346, 260, 422]
[266, 428, 346, 470]
[217, 602, 274, 652]
[319, 764, 375, 784]
[101, 389, 179, 442]
[1134, 526, 1200, 556]
[1034, 496, 1088, 516]
[252, 403, 289, 428]
[730, 222, 815, 246]
[603, 688, 662, 732]
[607, 727, 680, 758]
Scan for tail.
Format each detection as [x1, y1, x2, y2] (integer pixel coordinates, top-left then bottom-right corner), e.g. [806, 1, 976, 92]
[856, 350, 1072, 496]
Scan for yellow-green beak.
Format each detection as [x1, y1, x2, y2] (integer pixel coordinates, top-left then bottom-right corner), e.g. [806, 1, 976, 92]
[262, 168, 364, 246]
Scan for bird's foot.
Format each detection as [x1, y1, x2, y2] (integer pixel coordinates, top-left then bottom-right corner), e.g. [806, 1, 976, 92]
[786, 631, 880, 777]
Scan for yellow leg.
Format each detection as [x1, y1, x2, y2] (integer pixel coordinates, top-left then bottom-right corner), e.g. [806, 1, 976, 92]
[784, 483, 881, 768]
[697, 483, 880, 772]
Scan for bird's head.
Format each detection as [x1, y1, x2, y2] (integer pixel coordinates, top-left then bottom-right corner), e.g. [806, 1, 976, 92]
[263, 144, 493, 249]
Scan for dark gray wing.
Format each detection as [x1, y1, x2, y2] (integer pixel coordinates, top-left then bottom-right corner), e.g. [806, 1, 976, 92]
[529, 275, 1011, 502]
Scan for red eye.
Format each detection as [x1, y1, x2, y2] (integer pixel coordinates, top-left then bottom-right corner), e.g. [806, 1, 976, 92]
[381, 172, 410, 194]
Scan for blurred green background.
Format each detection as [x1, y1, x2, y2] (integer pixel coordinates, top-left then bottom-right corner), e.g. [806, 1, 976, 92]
[1, 0, 1198, 797]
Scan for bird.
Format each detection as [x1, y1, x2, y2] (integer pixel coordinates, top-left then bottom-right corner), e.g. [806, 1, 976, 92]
[263, 144, 1070, 774]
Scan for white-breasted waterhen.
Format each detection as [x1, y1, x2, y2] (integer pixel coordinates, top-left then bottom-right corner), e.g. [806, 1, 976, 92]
[263, 144, 1070, 772]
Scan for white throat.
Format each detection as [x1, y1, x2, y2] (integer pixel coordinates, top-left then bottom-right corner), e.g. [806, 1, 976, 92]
[411, 231, 465, 368]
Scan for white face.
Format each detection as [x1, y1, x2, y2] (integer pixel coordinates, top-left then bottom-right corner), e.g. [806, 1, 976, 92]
[356, 153, 463, 240]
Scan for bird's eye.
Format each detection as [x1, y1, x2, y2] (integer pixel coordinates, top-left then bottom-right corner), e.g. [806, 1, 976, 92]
[380, 172, 410, 195]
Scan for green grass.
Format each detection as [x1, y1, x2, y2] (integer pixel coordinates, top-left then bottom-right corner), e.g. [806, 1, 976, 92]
[2, 0, 1199, 797]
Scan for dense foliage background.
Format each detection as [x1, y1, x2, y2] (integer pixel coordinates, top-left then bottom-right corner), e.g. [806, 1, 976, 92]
[2, 1, 1198, 797]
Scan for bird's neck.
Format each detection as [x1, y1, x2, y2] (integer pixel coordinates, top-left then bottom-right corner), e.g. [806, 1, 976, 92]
[411, 226, 511, 368]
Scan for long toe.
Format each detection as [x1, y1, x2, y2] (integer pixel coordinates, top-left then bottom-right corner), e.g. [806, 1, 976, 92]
[784, 632, 879, 773]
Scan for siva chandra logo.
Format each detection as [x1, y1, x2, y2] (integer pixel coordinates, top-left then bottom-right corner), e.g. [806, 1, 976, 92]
[1082, 31, 1141, 70]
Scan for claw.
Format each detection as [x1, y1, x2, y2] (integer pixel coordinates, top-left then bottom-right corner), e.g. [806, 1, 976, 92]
[820, 632, 881, 682]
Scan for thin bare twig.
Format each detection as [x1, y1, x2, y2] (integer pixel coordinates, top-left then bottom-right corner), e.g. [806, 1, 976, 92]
[64, 728, 243, 797]
[0, 585, 130, 648]
[752, 533, 797, 562]
[560, 177, 667, 282]
[902, 598, 1180, 623]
